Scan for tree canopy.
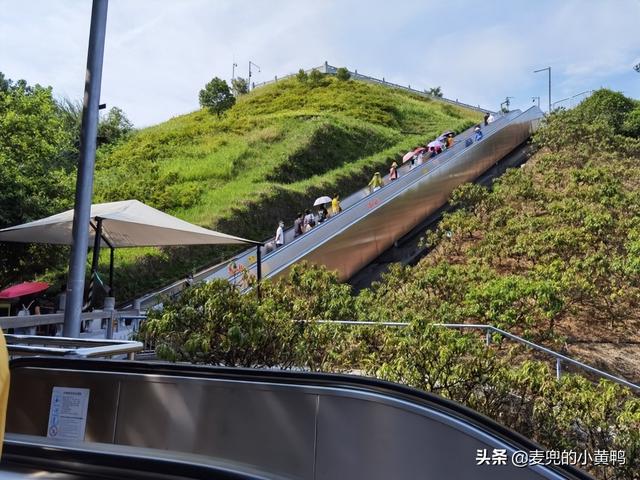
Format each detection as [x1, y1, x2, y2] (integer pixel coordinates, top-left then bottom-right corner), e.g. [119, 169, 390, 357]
[199, 77, 235, 116]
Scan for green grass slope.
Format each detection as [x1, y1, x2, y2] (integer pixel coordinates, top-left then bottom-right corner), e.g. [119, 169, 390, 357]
[92, 76, 481, 301]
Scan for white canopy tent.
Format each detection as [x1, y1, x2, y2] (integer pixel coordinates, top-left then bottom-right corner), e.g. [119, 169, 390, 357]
[0, 200, 261, 301]
[0, 200, 255, 247]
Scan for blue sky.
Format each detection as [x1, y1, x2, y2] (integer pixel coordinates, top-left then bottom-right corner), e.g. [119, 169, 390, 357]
[1, 0, 639, 126]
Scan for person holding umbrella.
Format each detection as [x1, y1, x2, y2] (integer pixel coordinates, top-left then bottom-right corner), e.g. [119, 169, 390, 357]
[317, 205, 329, 223]
[312, 195, 332, 223]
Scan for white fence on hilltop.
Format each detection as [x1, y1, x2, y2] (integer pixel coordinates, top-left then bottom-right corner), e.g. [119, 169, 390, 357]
[252, 62, 493, 114]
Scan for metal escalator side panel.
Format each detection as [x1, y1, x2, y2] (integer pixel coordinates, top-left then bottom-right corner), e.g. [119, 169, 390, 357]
[266, 107, 542, 281]
[6, 358, 591, 480]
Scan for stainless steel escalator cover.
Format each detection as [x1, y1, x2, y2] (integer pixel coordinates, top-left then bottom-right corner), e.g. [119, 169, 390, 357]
[4, 359, 592, 480]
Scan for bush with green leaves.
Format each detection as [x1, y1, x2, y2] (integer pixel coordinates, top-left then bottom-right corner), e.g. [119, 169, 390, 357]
[295, 68, 308, 83]
[142, 262, 640, 479]
[335, 67, 351, 81]
[231, 77, 249, 96]
[308, 68, 325, 86]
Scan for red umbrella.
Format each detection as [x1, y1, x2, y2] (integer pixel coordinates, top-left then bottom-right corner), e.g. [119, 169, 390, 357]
[413, 147, 426, 154]
[402, 150, 416, 163]
[0, 281, 49, 299]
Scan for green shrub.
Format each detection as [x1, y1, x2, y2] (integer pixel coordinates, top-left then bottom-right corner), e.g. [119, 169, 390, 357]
[335, 67, 351, 81]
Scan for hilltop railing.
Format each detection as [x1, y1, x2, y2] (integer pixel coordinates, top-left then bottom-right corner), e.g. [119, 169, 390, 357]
[252, 62, 492, 114]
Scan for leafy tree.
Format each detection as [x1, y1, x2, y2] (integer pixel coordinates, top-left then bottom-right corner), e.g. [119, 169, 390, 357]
[296, 68, 308, 83]
[308, 68, 324, 86]
[427, 86, 443, 97]
[335, 67, 351, 81]
[231, 77, 249, 96]
[0, 72, 9, 92]
[98, 106, 133, 146]
[198, 77, 235, 116]
[622, 106, 640, 138]
[0, 74, 75, 279]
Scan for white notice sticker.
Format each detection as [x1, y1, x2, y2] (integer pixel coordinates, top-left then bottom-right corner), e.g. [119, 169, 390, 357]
[47, 387, 90, 441]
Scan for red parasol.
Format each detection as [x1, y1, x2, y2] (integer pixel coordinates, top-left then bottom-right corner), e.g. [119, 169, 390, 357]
[0, 281, 49, 299]
[402, 150, 416, 163]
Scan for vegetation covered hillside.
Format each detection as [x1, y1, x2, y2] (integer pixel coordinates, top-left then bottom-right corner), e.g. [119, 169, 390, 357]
[142, 90, 640, 480]
[92, 75, 480, 301]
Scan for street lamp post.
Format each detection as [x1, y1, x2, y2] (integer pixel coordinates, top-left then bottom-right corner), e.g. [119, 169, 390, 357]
[64, 0, 109, 337]
[500, 96, 514, 113]
[248, 61, 261, 91]
[534, 66, 551, 113]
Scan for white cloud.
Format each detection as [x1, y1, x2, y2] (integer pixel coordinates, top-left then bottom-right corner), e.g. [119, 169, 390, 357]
[1, 0, 638, 125]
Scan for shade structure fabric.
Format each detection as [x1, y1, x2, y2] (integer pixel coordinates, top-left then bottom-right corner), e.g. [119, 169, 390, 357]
[0, 200, 256, 248]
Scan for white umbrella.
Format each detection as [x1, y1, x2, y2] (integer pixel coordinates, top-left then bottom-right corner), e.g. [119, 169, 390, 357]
[313, 196, 333, 206]
[427, 140, 444, 149]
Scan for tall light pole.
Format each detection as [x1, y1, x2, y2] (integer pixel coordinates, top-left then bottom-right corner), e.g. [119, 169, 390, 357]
[64, 0, 109, 337]
[248, 61, 260, 90]
[500, 96, 514, 113]
[534, 66, 551, 113]
[232, 62, 237, 81]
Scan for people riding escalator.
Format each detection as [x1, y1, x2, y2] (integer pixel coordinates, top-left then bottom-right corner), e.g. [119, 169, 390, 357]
[368, 172, 384, 193]
[389, 162, 399, 181]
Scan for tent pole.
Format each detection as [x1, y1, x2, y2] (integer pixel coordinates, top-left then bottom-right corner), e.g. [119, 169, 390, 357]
[256, 244, 262, 300]
[109, 246, 114, 295]
[63, 0, 109, 337]
[88, 218, 103, 310]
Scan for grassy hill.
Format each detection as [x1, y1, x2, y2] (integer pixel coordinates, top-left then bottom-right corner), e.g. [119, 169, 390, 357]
[141, 90, 640, 480]
[91, 76, 481, 301]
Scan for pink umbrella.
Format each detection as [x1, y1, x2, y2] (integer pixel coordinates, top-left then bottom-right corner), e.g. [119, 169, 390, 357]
[402, 150, 416, 163]
[427, 140, 444, 149]
[0, 281, 49, 299]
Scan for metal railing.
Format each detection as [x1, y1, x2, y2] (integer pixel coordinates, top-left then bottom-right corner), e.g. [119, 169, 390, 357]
[4, 335, 143, 360]
[253, 62, 492, 114]
[313, 320, 640, 393]
[0, 309, 143, 340]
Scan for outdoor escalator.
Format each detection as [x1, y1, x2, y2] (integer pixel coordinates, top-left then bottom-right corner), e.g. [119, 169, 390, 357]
[2, 358, 591, 479]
